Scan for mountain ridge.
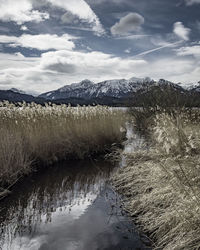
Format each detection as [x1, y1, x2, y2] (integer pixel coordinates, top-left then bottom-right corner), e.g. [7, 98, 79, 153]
[0, 77, 199, 106]
[0, 89, 44, 103]
[39, 77, 157, 100]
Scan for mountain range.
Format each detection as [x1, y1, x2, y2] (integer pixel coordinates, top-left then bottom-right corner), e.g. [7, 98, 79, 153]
[0, 77, 199, 106]
[39, 77, 156, 100]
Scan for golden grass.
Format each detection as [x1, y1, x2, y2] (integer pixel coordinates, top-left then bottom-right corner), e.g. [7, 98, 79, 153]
[0, 102, 126, 186]
[112, 109, 200, 250]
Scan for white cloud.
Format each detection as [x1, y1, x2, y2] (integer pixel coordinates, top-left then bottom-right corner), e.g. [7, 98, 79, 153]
[0, 34, 76, 51]
[0, 50, 146, 93]
[14, 52, 25, 58]
[47, 0, 105, 35]
[20, 25, 28, 31]
[175, 45, 200, 57]
[0, 0, 49, 24]
[0, 53, 39, 81]
[39, 50, 146, 76]
[142, 58, 195, 81]
[111, 13, 144, 36]
[173, 22, 191, 41]
[0, 0, 104, 35]
[124, 48, 131, 54]
[0, 47, 199, 93]
[185, 0, 200, 5]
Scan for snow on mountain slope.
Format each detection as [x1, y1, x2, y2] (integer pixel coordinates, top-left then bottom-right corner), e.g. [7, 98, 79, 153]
[187, 82, 200, 92]
[40, 79, 95, 100]
[40, 77, 156, 100]
[39, 77, 190, 101]
[9, 88, 26, 95]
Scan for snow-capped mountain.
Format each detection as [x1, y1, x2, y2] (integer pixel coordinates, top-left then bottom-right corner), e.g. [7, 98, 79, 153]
[40, 77, 156, 100]
[41, 79, 95, 100]
[189, 82, 200, 92]
[0, 77, 199, 106]
[9, 88, 26, 94]
[156, 79, 185, 91]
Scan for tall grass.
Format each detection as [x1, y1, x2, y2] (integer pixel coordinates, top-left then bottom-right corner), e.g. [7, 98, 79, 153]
[113, 108, 200, 250]
[0, 102, 125, 187]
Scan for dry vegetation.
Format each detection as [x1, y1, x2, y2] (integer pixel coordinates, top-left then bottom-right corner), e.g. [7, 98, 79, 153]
[0, 101, 125, 188]
[112, 108, 200, 250]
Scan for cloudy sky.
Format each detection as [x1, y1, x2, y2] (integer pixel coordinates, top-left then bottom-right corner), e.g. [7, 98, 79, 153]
[0, 0, 200, 94]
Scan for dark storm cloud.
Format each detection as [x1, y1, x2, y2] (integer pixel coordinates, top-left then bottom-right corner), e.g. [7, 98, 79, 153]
[110, 13, 144, 36]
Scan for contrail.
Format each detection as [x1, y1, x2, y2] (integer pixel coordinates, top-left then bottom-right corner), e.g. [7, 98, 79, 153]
[132, 40, 183, 58]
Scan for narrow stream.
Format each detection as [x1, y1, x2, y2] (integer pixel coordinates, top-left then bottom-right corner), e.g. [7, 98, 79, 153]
[0, 159, 150, 250]
[0, 123, 151, 250]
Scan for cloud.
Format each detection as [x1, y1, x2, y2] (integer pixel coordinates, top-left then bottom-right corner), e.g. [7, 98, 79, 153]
[175, 45, 200, 57]
[20, 25, 28, 31]
[124, 48, 131, 53]
[173, 22, 191, 41]
[185, 0, 200, 5]
[61, 12, 79, 25]
[0, 50, 146, 92]
[0, 34, 76, 51]
[14, 52, 25, 58]
[0, 0, 104, 35]
[0, 52, 38, 71]
[111, 13, 144, 36]
[0, 52, 40, 91]
[39, 50, 146, 75]
[142, 58, 199, 84]
[0, 48, 200, 93]
[47, 0, 105, 35]
[0, 0, 49, 24]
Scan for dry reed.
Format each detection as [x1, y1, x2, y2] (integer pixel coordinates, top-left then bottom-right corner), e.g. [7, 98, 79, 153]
[0, 102, 126, 187]
[112, 109, 200, 250]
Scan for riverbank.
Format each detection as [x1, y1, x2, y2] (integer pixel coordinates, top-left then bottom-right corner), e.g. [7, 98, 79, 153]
[0, 102, 126, 197]
[112, 108, 200, 250]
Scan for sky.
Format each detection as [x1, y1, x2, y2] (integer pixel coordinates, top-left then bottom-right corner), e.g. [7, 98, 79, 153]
[0, 0, 200, 94]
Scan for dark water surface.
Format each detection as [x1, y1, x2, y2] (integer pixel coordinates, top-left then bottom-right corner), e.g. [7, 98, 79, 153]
[0, 160, 150, 250]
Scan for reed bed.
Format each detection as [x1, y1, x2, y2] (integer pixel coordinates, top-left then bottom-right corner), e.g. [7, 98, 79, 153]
[0, 102, 126, 187]
[112, 108, 200, 250]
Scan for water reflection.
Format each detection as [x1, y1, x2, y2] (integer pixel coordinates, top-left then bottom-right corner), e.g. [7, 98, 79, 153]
[0, 160, 149, 250]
